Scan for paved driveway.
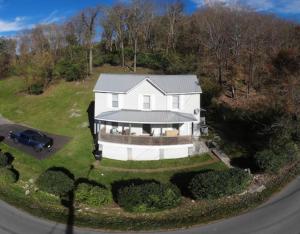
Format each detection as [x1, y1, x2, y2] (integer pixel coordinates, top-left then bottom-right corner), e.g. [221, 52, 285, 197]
[0, 119, 70, 159]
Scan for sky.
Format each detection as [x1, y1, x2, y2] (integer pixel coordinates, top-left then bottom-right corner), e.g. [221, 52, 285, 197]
[0, 0, 299, 36]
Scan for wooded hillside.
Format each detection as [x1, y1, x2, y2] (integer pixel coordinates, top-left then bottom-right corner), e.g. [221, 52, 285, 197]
[0, 0, 299, 114]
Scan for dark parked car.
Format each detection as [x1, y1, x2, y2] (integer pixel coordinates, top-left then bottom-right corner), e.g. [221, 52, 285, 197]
[9, 130, 53, 152]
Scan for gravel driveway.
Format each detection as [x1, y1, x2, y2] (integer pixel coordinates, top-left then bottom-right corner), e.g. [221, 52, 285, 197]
[0, 116, 70, 160]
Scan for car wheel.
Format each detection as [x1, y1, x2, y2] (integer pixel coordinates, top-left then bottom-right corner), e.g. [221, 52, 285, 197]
[13, 138, 18, 144]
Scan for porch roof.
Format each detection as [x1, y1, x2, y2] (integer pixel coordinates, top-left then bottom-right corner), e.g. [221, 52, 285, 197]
[95, 109, 197, 124]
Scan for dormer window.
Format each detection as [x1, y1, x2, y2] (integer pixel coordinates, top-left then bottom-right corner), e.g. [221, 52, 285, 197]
[172, 95, 180, 109]
[112, 94, 119, 108]
[143, 95, 151, 110]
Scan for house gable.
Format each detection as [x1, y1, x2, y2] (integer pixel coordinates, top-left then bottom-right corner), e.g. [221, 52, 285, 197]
[126, 78, 166, 95]
[125, 78, 167, 110]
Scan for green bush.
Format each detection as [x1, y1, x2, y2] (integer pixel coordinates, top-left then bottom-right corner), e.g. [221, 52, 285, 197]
[254, 143, 299, 173]
[0, 168, 18, 184]
[75, 183, 112, 207]
[117, 182, 181, 212]
[54, 59, 85, 81]
[36, 170, 74, 196]
[102, 53, 121, 66]
[136, 53, 168, 70]
[93, 56, 105, 67]
[0, 152, 9, 168]
[27, 82, 44, 95]
[189, 168, 251, 200]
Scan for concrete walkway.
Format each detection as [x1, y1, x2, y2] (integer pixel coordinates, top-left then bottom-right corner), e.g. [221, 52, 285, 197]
[0, 115, 11, 125]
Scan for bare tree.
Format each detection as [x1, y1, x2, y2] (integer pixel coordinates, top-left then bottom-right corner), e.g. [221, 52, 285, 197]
[76, 6, 101, 74]
[165, 0, 183, 54]
[107, 4, 128, 67]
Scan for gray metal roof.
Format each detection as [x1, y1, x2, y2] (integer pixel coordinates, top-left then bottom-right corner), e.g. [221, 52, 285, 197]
[95, 109, 197, 124]
[93, 73, 202, 94]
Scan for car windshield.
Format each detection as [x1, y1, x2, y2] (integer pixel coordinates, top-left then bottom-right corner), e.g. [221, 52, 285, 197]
[23, 130, 45, 139]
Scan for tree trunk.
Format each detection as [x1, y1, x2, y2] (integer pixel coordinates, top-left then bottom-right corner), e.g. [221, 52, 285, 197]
[89, 46, 93, 74]
[121, 41, 125, 67]
[218, 65, 222, 86]
[134, 38, 137, 73]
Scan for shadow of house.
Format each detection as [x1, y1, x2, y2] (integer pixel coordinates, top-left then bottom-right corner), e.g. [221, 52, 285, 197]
[87, 101, 100, 159]
[86, 101, 95, 141]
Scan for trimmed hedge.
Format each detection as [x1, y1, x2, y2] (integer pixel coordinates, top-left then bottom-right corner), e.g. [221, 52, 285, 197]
[189, 168, 251, 200]
[36, 170, 74, 196]
[0, 168, 18, 184]
[75, 183, 112, 207]
[117, 181, 181, 212]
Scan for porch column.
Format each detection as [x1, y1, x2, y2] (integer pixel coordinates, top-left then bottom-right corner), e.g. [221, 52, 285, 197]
[129, 123, 132, 135]
[98, 122, 101, 133]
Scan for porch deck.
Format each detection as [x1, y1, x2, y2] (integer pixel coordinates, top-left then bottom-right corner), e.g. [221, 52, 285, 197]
[99, 130, 192, 146]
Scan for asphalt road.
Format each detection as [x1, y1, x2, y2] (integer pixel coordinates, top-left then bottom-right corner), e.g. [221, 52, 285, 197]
[0, 176, 300, 234]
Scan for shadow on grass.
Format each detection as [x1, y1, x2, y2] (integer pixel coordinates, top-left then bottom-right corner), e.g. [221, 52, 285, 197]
[75, 177, 107, 189]
[4, 152, 14, 165]
[230, 156, 257, 171]
[46, 167, 75, 234]
[170, 169, 213, 198]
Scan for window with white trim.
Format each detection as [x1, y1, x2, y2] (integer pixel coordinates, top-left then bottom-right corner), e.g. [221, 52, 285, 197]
[143, 95, 151, 110]
[172, 95, 180, 109]
[112, 94, 119, 108]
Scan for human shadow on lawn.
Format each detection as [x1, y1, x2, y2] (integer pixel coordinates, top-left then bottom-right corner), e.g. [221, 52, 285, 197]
[47, 167, 75, 234]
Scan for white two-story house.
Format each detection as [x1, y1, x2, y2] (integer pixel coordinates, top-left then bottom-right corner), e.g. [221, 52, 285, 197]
[93, 73, 205, 161]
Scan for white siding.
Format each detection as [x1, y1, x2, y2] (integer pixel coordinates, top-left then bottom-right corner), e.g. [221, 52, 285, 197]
[99, 141, 195, 161]
[124, 80, 166, 110]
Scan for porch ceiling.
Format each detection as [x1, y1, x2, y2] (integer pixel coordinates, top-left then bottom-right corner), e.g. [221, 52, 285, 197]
[95, 109, 197, 124]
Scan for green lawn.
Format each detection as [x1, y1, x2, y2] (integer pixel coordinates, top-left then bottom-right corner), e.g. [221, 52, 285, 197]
[100, 153, 215, 170]
[0, 65, 226, 188]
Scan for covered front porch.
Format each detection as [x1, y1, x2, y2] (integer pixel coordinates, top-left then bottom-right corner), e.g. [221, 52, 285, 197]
[94, 109, 200, 145]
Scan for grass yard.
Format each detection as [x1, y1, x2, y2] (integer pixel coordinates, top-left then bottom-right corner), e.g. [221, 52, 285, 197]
[100, 153, 216, 170]
[0, 64, 226, 189]
[0, 64, 227, 231]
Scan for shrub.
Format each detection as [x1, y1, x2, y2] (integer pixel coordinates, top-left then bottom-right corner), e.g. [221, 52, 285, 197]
[75, 183, 112, 207]
[254, 143, 299, 173]
[0, 152, 10, 168]
[189, 168, 251, 200]
[102, 53, 121, 66]
[27, 82, 44, 95]
[256, 150, 283, 173]
[36, 170, 74, 196]
[117, 182, 181, 212]
[0, 168, 18, 184]
[54, 59, 85, 81]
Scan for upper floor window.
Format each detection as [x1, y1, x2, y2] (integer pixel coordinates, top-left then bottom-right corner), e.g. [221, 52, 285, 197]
[143, 95, 151, 110]
[112, 94, 119, 108]
[172, 95, 180, 109]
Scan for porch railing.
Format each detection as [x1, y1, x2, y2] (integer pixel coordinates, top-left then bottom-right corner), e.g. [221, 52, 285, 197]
[99, 130, 192, 146]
